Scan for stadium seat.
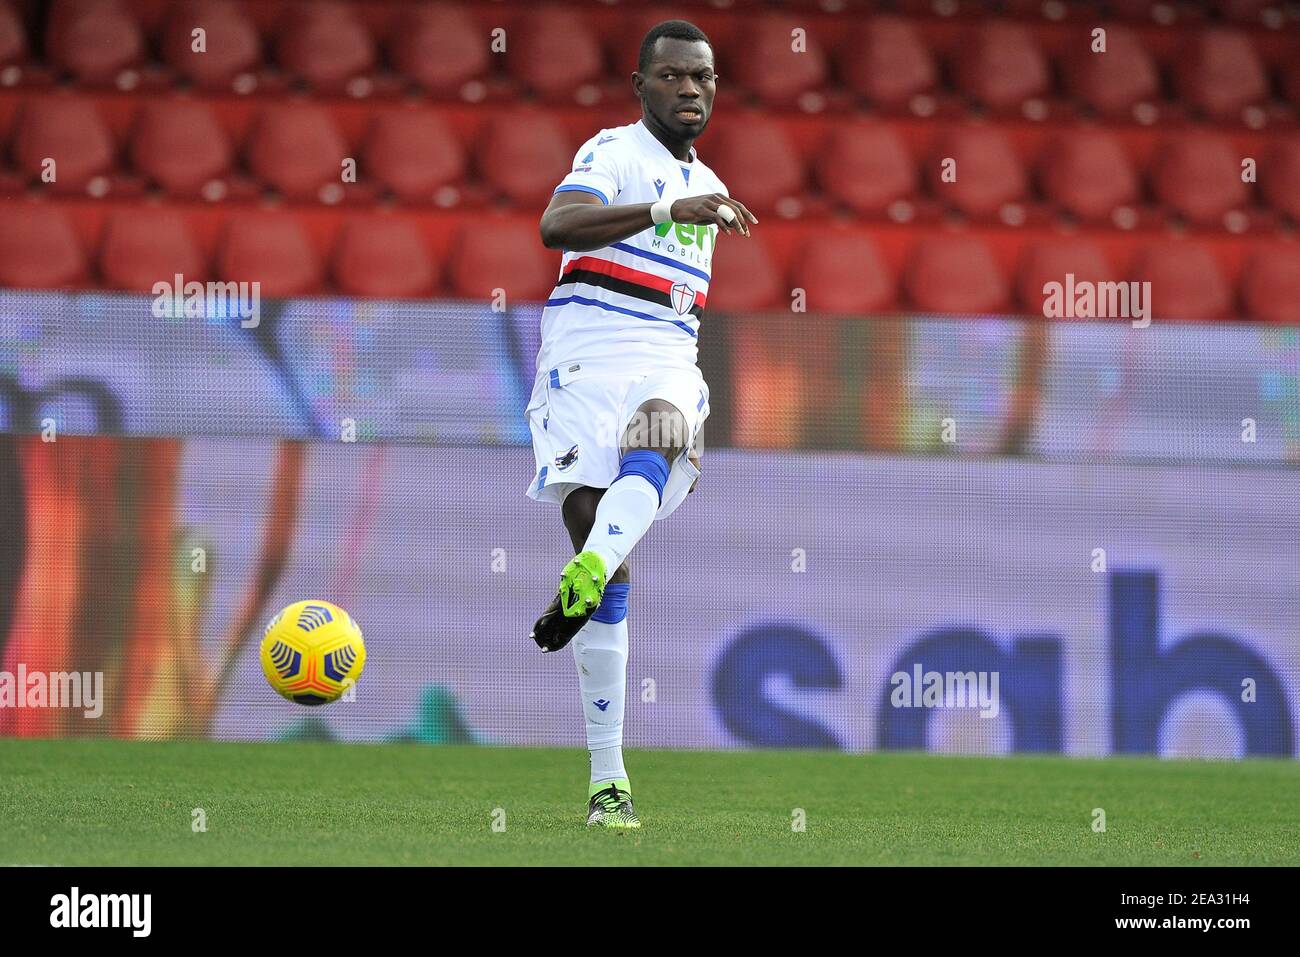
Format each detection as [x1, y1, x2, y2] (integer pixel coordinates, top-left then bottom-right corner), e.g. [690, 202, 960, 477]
[1061, 25, 1160, 117]
[478, 112, 573, 207]
[11, 96, 115, 193]
[929, 126, 1027, 219]
[1174, 29, 1268, 120]
[904, 235, 1009, 314]
[839, 16, 937, 109]
[387, 3, 488, 96]
[448, 220, 555, 302]
[161, 0, 262, 90]
[1151, 135, 1250, 226]
[0, 205, 87, 288]
[1130, 242, 1232, 322]
[129, 100, 233, 196]
[1038, 130, 1140, 222]
[217, 213, 323, 296]
[275, 0, 375, 91]
[1241, 247, 1300, 324]
[792, 231, 895, 314]
[99, 209, 207, 292]
[816, 121, 917, 216]
[332, 216, 436, 298]
[730, 15, 829, 108]
[0, 0, 27, 67]
[1016, 239, 1115, 315]
[509, 11, 604, 102]
[706, 234, 783, 312]
[1261, 137, 1300, 222]
[953, 22, 1049, 111]
[708, 116, 805, 216]
[245, 104, 349, 200]
[362, 109, 467, 204]
[47, 0, 144, 85]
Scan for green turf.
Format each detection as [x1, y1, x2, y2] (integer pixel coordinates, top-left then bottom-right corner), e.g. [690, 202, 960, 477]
[0, 739, 1297, 866]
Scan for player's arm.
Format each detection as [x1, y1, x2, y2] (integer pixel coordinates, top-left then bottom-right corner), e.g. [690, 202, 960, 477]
[540, 191, 758, 252]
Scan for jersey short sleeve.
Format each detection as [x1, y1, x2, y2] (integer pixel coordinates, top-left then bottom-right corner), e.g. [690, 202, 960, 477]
[552, 135, 625, 206]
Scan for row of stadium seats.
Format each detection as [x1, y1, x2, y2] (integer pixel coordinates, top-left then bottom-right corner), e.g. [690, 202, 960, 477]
[5, 201, 1296, 323]
[4, 92, 1296, 231]
[1, 1, 1295, 126]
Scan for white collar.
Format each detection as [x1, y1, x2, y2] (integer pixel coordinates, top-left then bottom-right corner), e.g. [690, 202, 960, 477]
[635, 118, 697, 165]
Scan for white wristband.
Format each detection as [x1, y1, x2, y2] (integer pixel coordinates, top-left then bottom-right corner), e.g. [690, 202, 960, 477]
[650, 198, 674, 224]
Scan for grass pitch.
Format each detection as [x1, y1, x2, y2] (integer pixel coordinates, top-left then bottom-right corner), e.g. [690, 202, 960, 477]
[1, 739, 1297, 866]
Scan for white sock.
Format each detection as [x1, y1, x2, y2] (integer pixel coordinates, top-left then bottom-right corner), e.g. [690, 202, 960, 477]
[571, 615, 628, 785]
[582, 475, 659, 573]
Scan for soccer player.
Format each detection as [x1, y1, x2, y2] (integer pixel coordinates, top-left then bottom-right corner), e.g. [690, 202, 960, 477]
[526, 20, 757, 828]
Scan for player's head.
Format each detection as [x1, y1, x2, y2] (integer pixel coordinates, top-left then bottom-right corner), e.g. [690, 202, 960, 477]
[633, 20, 716, 142]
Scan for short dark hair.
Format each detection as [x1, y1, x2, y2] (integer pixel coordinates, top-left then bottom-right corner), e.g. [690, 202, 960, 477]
[637, 20, 712, 74]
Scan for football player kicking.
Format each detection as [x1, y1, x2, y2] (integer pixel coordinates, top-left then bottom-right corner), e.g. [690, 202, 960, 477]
[526, 20, 757, 828]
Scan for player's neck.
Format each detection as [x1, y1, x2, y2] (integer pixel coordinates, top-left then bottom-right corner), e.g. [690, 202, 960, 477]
[641, 112, 694, 163]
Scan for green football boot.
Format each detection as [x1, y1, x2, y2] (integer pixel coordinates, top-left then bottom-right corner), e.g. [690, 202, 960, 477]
[559, 550, 607, 618]
[586, 779, 640, 829]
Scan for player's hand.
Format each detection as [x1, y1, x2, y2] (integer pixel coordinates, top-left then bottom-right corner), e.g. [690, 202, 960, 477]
[669, 194, 758, 237]
[687, 447, 701, 493]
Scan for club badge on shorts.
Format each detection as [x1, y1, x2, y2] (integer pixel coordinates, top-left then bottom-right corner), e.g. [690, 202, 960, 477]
[555, 445, 580, 471]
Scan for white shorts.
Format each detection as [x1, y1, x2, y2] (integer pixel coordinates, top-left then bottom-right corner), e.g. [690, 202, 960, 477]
[524, 362, 710, 521]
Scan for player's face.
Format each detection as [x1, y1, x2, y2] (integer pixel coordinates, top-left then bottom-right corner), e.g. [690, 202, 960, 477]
[637, 39, 716, 139]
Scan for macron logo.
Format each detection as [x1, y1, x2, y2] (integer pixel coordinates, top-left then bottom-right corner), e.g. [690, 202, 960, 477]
[607, 523, 622, 535]
[594, 699, 611, 711]
[597, 136, 616, 144]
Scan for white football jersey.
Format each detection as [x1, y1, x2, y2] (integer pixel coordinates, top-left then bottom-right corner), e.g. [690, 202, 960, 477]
[537, 118, 728, 377]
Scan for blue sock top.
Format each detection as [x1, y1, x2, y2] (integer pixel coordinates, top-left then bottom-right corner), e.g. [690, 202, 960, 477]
[616, 448, 670, 504]
[592, 582, 630, 624]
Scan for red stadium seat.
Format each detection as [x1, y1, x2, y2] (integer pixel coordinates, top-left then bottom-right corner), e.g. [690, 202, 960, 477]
[1241, 247, 1300, 324]
[816, 121, 917, 216]
[509, 11, 604, 102]
[245, 104, 348, 200]
[100, 209, 207, 292]
[1016, 239, 1115, 315]
[217, 213, 323, 297]
[387, 3, 487, 96]
[331, 216, 436, 298]
[1061, 25, 1160, 117]
[0, 205, 87, 288]
[47, 0, 144, 85]
[929, 126, 1027, 219]
[0, 0, 28, 67]
[1130, 242, 1232, 322]
[129, 100, 233, 196]
[1261, 137, 1300, 222]
[904, 235, 1008, 314]
[1151, 135, 1250, 226]
[793, 231, 895, 314]
[730, 14, 829, 108]
[1174, 29, 1268, 120]
[275, 0, 375, 91]
[708, 116, 805, 216]
[448, 220, 555, 302]
[953, 22, 1049, 111]
[161, 0, 262, 90]
[706, 234, 783, 312]
[478, 112, 573, 207]
[362, 109, 466, 204]
[840, 16, 937, 109]
[11, 96, 115, 193]
[1038, 130, 1140, 222]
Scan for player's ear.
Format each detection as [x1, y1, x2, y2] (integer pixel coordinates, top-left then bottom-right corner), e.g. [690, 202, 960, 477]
[631, 72, 643, 97]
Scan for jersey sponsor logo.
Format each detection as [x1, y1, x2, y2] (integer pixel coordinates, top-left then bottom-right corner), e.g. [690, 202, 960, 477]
[555, 444, 580, 471]
[671, 282, 697, 316]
